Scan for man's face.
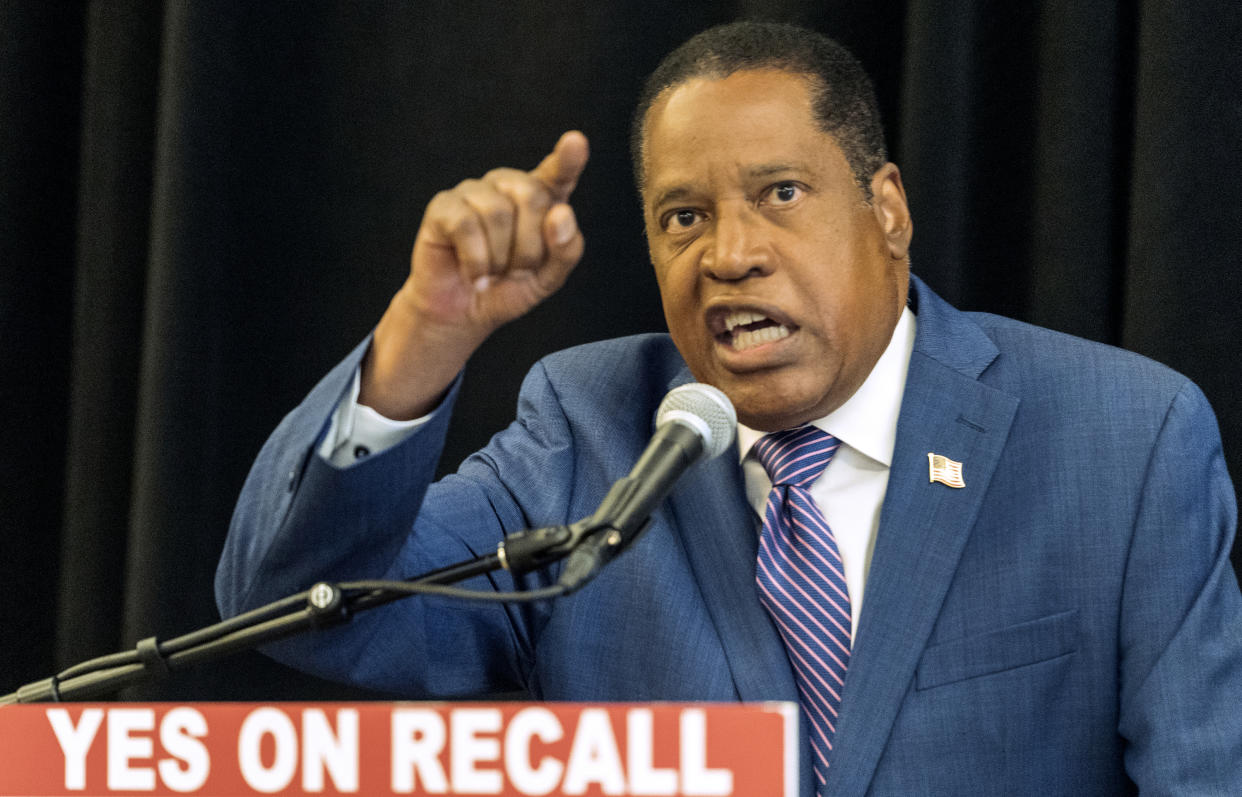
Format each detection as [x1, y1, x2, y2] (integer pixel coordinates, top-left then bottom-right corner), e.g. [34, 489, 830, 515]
[642, 68, 912, 431]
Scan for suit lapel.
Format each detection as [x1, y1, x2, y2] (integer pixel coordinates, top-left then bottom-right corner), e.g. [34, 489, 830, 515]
[824, 281, 1019, 795]
[659, 368, 812, 793]
[662, 368, 801, 705]
[666, 446, 818, 794]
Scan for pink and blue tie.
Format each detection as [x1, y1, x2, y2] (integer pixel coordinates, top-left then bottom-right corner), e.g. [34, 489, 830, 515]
[755, 426, 850, 791]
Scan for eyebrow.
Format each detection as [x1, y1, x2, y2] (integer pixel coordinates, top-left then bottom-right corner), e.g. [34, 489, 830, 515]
[650, 185, 694, 211]
[747, 162, 812, 179]
[649, 162, 814, 211]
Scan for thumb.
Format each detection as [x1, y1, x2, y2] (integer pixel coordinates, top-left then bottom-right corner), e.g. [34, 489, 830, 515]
[530, 130, 589, 202]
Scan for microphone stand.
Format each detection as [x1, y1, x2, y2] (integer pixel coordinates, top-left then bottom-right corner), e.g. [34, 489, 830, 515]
[2, 390, 724, 705]
[0, 515, 621, 705]
[4, 378, 733, 705]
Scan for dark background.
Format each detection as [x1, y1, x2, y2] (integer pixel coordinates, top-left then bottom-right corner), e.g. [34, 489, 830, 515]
[3, 1, 1239, 700]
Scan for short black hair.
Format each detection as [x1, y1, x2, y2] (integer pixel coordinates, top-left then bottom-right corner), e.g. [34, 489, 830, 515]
[631, 21, 888, 197]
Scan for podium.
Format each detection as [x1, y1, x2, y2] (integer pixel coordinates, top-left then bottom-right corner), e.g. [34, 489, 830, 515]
[0, 701, 797, 795]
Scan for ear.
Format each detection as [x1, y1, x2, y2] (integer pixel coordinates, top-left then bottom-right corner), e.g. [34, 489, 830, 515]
[869, 163, 912, 260]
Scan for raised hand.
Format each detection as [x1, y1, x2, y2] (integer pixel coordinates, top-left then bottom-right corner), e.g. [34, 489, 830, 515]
[361, 132, 589, 419]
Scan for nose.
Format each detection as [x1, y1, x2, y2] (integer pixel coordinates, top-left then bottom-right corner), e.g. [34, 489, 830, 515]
[701, 201, 771, 281]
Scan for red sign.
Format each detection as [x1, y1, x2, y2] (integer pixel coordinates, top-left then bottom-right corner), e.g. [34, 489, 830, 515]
[0, 702, 797, 796]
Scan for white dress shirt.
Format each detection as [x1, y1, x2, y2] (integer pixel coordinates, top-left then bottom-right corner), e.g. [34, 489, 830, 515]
[319, 370, 428, 466]
[322, 307, 917, 638]
[737, 307, 916, 634]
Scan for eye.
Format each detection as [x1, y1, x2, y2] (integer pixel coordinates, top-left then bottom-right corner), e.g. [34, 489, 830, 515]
[764, 181, 804, 206]
[661, 208, 704, 232]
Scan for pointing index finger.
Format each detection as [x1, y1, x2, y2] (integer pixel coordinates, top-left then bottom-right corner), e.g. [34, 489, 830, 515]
[530, 130, 589, 203]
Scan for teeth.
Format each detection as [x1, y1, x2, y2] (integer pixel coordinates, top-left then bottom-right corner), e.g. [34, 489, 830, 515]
[723, 310, 766, 332]
[732, 324, 791, 351]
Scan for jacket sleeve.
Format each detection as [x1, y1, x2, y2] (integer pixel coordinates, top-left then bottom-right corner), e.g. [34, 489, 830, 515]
[214, 339, 578, 697]
[1117, 379, 1242, 791]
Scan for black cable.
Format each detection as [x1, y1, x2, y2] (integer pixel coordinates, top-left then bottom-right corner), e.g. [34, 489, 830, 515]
[55, 590, 315, 682]
[57, 649, 142, 681]
[44, 579, 566, 689]
[340, 580, 568, 603]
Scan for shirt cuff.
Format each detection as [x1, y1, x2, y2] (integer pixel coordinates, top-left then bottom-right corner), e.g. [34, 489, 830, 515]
[318, 368, 436, 467]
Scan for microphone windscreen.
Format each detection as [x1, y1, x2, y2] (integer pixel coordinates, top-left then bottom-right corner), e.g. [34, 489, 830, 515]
[655, 383, 737, 460]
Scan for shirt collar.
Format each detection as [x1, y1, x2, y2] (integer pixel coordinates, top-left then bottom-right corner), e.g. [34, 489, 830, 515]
[736, 305, 916, 467]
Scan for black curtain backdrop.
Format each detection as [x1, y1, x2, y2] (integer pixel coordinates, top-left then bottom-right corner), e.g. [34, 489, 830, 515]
[2, 1, 1239, 700]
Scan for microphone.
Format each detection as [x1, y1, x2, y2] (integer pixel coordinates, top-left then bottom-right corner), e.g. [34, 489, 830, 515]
[558, 383, 736, 591]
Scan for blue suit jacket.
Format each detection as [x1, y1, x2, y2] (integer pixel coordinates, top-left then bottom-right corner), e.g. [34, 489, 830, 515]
[217, 276, 1242, 795]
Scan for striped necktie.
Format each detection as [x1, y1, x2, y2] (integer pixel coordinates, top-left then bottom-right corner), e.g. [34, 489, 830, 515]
[754, 425, 851, 791]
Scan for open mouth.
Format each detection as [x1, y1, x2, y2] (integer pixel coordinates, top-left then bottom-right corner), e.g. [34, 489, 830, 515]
[716, 309, 793, 351]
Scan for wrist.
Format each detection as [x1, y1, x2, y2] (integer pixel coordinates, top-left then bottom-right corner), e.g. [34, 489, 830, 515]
[359, 291, 483, 420]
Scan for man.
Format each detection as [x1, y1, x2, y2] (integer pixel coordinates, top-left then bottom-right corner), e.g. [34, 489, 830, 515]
[217, 22, 1242, 795]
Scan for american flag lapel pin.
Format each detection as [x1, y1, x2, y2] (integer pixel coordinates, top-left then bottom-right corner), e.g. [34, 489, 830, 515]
[928, 453, 966, 488]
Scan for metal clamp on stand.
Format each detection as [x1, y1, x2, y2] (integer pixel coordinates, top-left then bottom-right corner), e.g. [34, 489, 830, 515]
[305, 582, 347, 627]
[136, 637, 170, 681]
[497, 525, 574, 573]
